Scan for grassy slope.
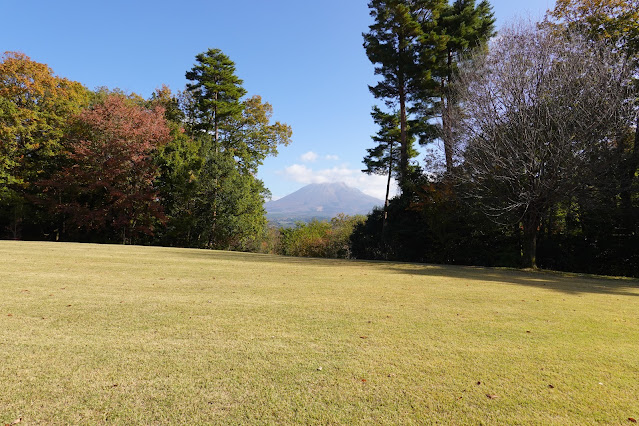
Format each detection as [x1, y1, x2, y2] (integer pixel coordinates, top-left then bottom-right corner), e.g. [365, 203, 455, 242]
[1, 241, 638, 424]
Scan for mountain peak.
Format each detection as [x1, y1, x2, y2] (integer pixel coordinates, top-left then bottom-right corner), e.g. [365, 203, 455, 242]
[265, 182, 382, 223]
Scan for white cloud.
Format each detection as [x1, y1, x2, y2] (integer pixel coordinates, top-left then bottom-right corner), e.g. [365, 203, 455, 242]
[279, 163, 398, 201]
[300, 151, 319, 162]
[324, 154, 339, 161]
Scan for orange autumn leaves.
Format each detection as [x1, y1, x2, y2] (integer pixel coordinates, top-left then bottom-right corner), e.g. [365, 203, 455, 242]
[40, 95, 171, 240]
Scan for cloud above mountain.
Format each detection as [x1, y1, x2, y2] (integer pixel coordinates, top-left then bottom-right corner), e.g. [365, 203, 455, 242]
[279, 163, 398, 200]
[300, 151, 341, 163]
[300, 151, 319, 162]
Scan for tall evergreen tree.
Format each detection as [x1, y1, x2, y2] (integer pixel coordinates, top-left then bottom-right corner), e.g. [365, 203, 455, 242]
[363, 106, 417, 229]
[185, 49, 247, 246]
[185, 49, 246, 149]
[184, 49, 291, 249]
[430, 0, 495, 172]
[363, 0, 446, 189]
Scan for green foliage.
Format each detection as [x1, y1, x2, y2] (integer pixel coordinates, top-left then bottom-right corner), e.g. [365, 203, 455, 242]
[153, 124, 202, 246]
[0, 52, 89, 238]
[279, 214, 366, 259]
[363, 107, 409, 178]
[363, 0, 495, 181]
[350, 178, 520, 267]
[185, 48, 247, 142]
[190, 150, 270, 250]
[546, 0, 639, 56]
[364, 0, 447, 187]
[430, 0, 495, 170]
[226, 95, 292, 174]
[183, 49, 291, 250]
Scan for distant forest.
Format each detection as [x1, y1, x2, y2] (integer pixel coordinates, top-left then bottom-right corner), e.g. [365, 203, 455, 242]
[1, 0, 638, 277]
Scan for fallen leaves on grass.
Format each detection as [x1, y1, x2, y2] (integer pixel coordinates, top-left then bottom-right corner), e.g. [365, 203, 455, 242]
[548, 384, 555, 389]
[629, 418, 637, 423]
[5, 418, 22, 425]
[486, 394, 499, 399]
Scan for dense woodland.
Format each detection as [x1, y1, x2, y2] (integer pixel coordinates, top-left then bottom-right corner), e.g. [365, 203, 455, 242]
[353, 0, 638, 277]
[0, 49, 291, 251]
[1, 0, 638, 277]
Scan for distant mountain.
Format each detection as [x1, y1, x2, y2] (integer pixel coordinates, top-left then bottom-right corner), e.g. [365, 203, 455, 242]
[265, 182, 382, 225]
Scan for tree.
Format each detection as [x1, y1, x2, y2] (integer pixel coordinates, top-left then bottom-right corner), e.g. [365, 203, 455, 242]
[453, 23, 634, 268]
[185, 48, 246, 148]
[184, 49, 291, 249]
[39, 94, 171, 243]
[545, 0, 639, 231]
[546, 0, 639, 54]
[430, 0, 495, 172]
[363, 106, 417, 230]
[364, 0, 446, 188]
[225, 95, 292, 175]
[148, 86, 203, 246]
[0, 52, 88, 236]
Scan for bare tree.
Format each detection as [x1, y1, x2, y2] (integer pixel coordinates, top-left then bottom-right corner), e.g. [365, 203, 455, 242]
[452, 22, 635, 268]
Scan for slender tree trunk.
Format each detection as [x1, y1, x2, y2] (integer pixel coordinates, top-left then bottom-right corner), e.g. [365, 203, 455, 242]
[399, 82, 408, 190]
[381, 142, 394, 238]
[211, 95, 219, 248]
[397, 36, 408, 191]
[617, 114, 639, 232]
[442, 49, 454, 173]
[442, 92, 453, 172]
[522, 212, 540, 269]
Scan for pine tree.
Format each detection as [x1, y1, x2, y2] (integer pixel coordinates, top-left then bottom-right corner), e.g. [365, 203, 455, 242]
[185, 49, 246, 246]
[431, 0, 495, 172]
[364, 0, 446, 189]
[184, 49, 291, 249]
[363, 106, 417, 229]
[185, 48, 247, 150]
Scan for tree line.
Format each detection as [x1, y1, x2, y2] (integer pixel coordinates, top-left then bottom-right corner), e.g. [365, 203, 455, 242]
[0, 49, 290, 249]
[2, 0, 637, 277]
[354, 0, 639, 277]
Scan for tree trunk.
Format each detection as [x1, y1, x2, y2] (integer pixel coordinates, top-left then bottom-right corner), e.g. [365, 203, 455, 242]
[442, 49, 454, 173]
[211, 95, 219, 248]
[442, 92, 453, 172]
[399, 82, 408, 190]
[381, 142, 394, 239]
[522, 213, 540, 269]
[397, 36, 408, 191]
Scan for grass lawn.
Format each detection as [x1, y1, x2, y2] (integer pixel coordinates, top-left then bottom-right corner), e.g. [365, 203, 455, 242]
[1, 241, 638, 424]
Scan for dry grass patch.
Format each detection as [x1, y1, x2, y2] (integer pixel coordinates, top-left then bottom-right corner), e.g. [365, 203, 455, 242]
[1, 241, 638, 424]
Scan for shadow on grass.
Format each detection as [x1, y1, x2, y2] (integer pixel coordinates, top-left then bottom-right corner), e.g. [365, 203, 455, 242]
[171, 248, 639, 297]
[384, 263, 639, 297]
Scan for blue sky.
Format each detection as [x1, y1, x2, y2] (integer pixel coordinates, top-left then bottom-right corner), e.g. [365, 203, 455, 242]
[3, 0, 554, 200]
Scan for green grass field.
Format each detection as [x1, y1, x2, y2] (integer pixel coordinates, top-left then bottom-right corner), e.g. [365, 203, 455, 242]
[1, 241, 638, 424]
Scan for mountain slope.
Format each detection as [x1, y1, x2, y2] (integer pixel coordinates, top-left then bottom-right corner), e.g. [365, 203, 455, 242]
[265, 182, 382, 222]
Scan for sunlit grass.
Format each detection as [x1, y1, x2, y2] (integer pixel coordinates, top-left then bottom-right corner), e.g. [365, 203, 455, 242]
[1, 241, 638, 424]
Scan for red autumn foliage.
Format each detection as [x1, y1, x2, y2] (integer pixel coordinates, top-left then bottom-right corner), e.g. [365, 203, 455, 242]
[41, 94, 170, 242]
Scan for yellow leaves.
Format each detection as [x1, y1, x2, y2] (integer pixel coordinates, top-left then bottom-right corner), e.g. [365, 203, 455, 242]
[547, 0, 639, 51]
